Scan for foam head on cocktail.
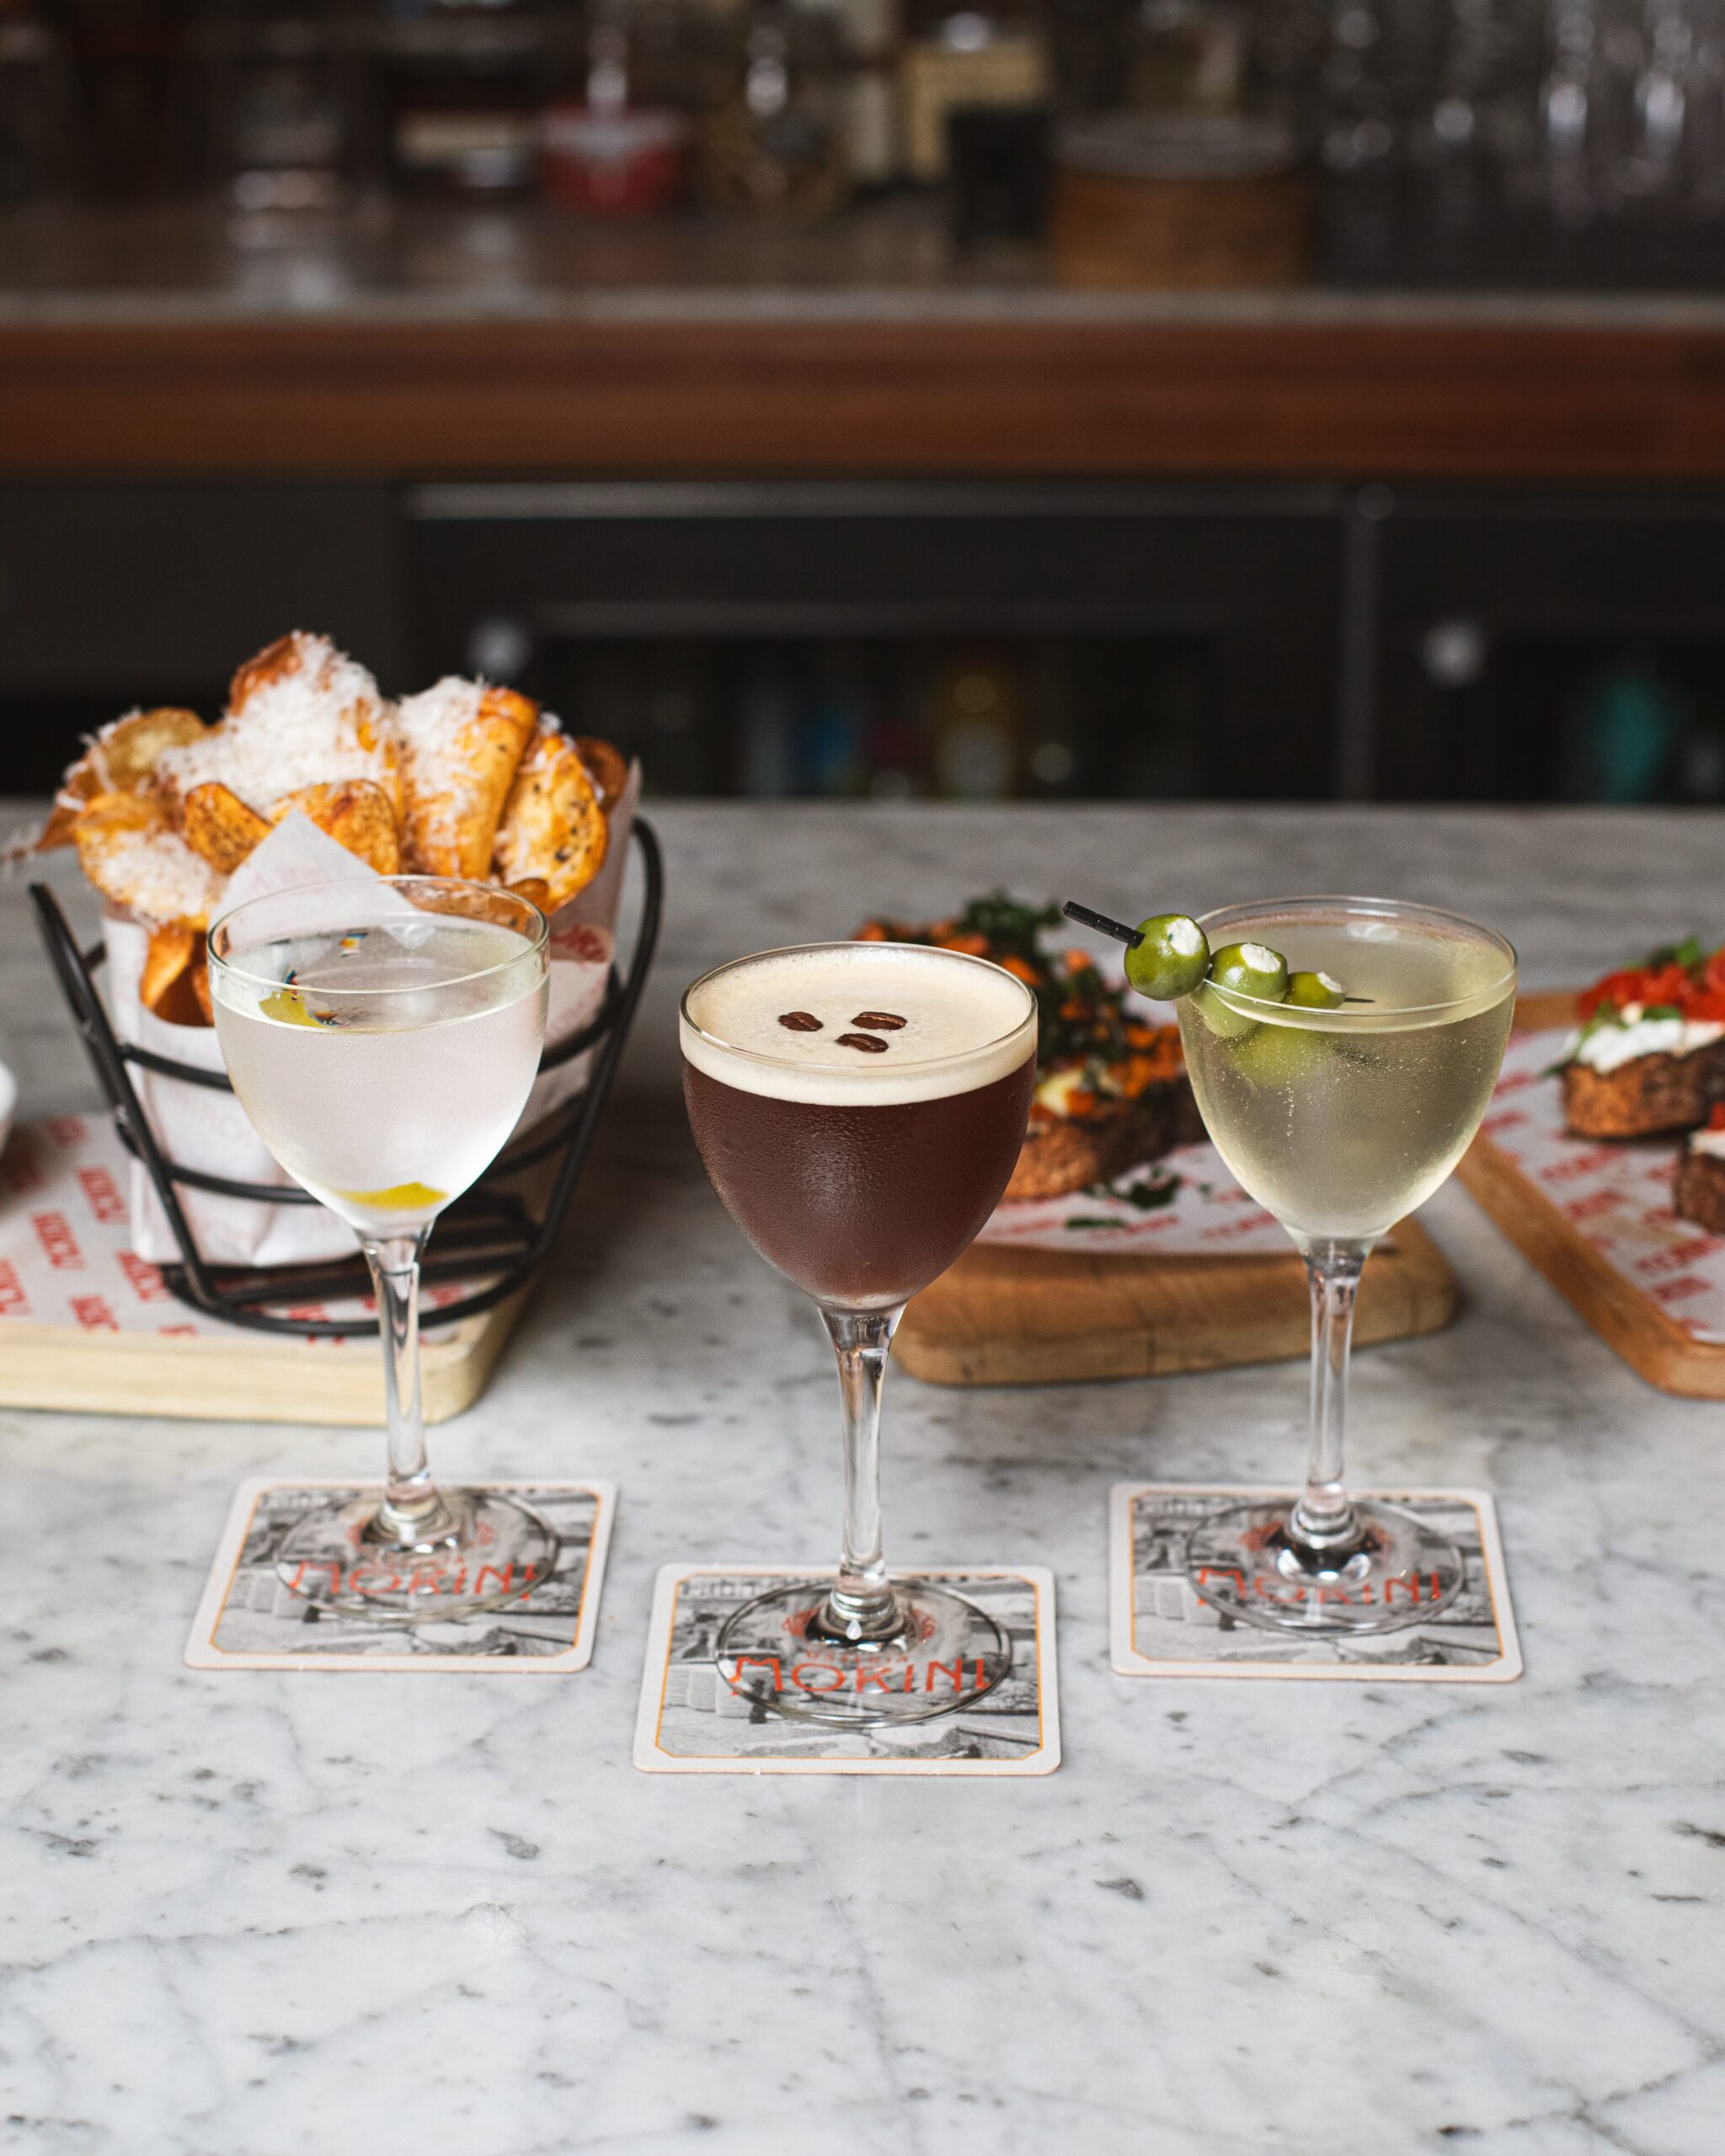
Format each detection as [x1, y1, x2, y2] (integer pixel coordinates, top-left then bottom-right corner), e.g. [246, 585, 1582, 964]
[681, 941, 1038, 1309]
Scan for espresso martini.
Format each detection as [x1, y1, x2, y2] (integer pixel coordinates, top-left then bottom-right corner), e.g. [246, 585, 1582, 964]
[681, 940, 1038, 1729]
[681, 942, 1038, 1309]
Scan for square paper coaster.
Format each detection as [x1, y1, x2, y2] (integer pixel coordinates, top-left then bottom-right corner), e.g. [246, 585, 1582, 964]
[633, 1565, 1060, 1776]
[1109, 1482, 1521, 1683]
[185, 1479, 616, 1672]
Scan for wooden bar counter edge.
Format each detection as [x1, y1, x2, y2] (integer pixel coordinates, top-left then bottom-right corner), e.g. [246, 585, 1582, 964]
[5, 302, 1725, 481]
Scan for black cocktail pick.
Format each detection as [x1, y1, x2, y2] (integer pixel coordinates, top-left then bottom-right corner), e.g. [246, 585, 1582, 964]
[1061, 900, 1142, 949]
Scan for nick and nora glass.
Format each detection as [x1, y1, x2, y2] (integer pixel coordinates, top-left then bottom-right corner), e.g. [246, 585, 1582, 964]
[681, 941, 1037, 1725]
[209, 875, 552, 1620]
[1175, 896, 1516, 1634]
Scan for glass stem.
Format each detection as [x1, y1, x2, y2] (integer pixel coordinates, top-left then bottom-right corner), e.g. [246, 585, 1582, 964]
[1290, 1237, 1373, 1556]
[363, 1230, 454, 1549]
[815, 1305, 905, 1645]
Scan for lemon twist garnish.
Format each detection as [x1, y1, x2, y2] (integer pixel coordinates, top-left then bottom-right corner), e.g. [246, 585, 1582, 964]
[334, 1182, 449, 1211]
[259, 986, 320, 1027]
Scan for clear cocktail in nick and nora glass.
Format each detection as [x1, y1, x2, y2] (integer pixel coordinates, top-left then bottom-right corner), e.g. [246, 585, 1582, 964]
[1170, 894, 1516, 1634]
[681, 938, 1038, 1727]
[209, 873, 552, 1623]
[1078, 885, 1518, 1636]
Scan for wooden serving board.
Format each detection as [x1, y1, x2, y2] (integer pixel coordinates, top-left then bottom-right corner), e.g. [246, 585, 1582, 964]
[0, 1292, 529, 1425]
[1455, 987, 1725, 1398]
[896, 1216, 1455, 1386]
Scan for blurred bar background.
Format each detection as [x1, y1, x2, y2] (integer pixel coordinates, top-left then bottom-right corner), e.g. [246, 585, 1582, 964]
[6, 0, 1725, 805]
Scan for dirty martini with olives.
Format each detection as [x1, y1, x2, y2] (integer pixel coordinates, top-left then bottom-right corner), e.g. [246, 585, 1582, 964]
[1177, 911, 1516, 1244]
[681, 941, 1038, 1727]
[1069, 893, 1517, 1637]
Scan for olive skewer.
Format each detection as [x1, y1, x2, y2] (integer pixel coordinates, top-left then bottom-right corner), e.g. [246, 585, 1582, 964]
[1060, 899, 1370, 1004]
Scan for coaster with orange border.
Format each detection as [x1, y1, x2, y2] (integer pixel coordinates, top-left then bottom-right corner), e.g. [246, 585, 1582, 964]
[1109, 1482, 1521, 1682]
[633, 1564, 1060, 1774]
[185, 1478, 616, 1671]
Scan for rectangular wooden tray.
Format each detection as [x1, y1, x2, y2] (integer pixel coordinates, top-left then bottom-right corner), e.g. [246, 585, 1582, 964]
[1455, 986, 1725, 1398]
[0, 1291, 528, 1424]
[896, 1216, 1455, 1386]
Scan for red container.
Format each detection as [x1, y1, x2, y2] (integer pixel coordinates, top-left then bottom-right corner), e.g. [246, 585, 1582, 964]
[539, 100, 689, 215]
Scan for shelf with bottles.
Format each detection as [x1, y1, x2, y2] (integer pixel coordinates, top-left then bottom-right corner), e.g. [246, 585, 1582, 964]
[1382, 634, 1725, 805]
[514, 635, 1242, 800]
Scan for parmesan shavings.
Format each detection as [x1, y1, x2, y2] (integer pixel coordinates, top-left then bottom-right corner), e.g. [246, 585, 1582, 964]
[156, 634, 391, 810]
[96, 830, 224, 927]
[393, 676, 490, 830]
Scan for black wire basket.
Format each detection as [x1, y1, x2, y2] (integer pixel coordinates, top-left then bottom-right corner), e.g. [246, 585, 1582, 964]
[28, 818, 663, 1340]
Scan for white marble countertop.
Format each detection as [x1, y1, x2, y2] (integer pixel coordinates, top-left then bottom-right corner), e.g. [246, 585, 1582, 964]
[5, 804, 1725, 2156]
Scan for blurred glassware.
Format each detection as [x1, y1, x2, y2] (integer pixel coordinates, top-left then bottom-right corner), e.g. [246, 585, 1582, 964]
[900, 8, 1050, 182]
[198, 12, 358, 212]
[701, 3, 848, 216]
[0, 7, 72, 202]
[538, 0, 690, 214]
[378, 3, 554, 197]
[1128, 0, 1250, 113]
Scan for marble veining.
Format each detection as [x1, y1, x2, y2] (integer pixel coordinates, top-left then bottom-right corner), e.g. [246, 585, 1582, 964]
[3, 804, 1725, 2154]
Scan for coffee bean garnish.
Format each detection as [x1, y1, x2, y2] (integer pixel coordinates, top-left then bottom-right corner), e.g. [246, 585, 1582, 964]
[777, 1011, 823, 1032]
[836, 1032, 889, 1054]
[852, 1011, 907, 1031]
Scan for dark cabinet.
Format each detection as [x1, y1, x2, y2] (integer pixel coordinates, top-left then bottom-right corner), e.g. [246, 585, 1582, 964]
[405, 481, 1347, 800]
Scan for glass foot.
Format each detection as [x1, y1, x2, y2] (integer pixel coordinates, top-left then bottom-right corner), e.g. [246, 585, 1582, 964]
[275, 1491, 559, 1622]
[714, 1579, 1012, 1727]
[1183, 1497, 1465, 1636]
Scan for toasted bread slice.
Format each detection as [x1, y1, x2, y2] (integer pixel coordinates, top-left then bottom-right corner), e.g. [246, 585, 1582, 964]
[1674, 1145, 1725, 1233]
[140, 922, 208, 1026]
[184, 782, 273, 874]
[270, 779, 401, 875]
[494, 723, 608, 912]
[574, 736, 629, 814]
[394, 679, 537, 879]
[72, 792, 222, 928]
[1006, 1093, 1179, 1203]
[156, 634, 398, 819]
[1562, 1044, 1725, 1139]
[39, 708, 206, 849]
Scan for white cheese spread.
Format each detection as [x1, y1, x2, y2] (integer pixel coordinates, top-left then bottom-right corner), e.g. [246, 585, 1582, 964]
[1568, 1010, 1725, 1074]
[1690, 1127, 1725, 1160]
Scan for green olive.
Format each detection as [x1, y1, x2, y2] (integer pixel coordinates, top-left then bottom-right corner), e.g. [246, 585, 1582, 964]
[1231, 1019, 1329, 1087]
[1192, 980, 1259, 1041]
[1286, 969, 1346, 1011]
[1124, 914, 1210, 1001]
[1209, 941, 1290, 1004]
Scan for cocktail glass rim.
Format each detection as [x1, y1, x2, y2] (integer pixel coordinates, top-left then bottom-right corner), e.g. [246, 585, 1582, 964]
[1193, 894, 1517, 1022]
[680, 937, 1039, 1076]
[209, 873, 549, 999]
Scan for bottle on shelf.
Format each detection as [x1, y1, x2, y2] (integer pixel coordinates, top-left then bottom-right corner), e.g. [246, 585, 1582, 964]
[377, 0, 554, 199]
[537, 0, 691, 216]
[930, 648, 1023, 798]
[700, 1, 848, 217]
[898, 5, 1050, 185]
